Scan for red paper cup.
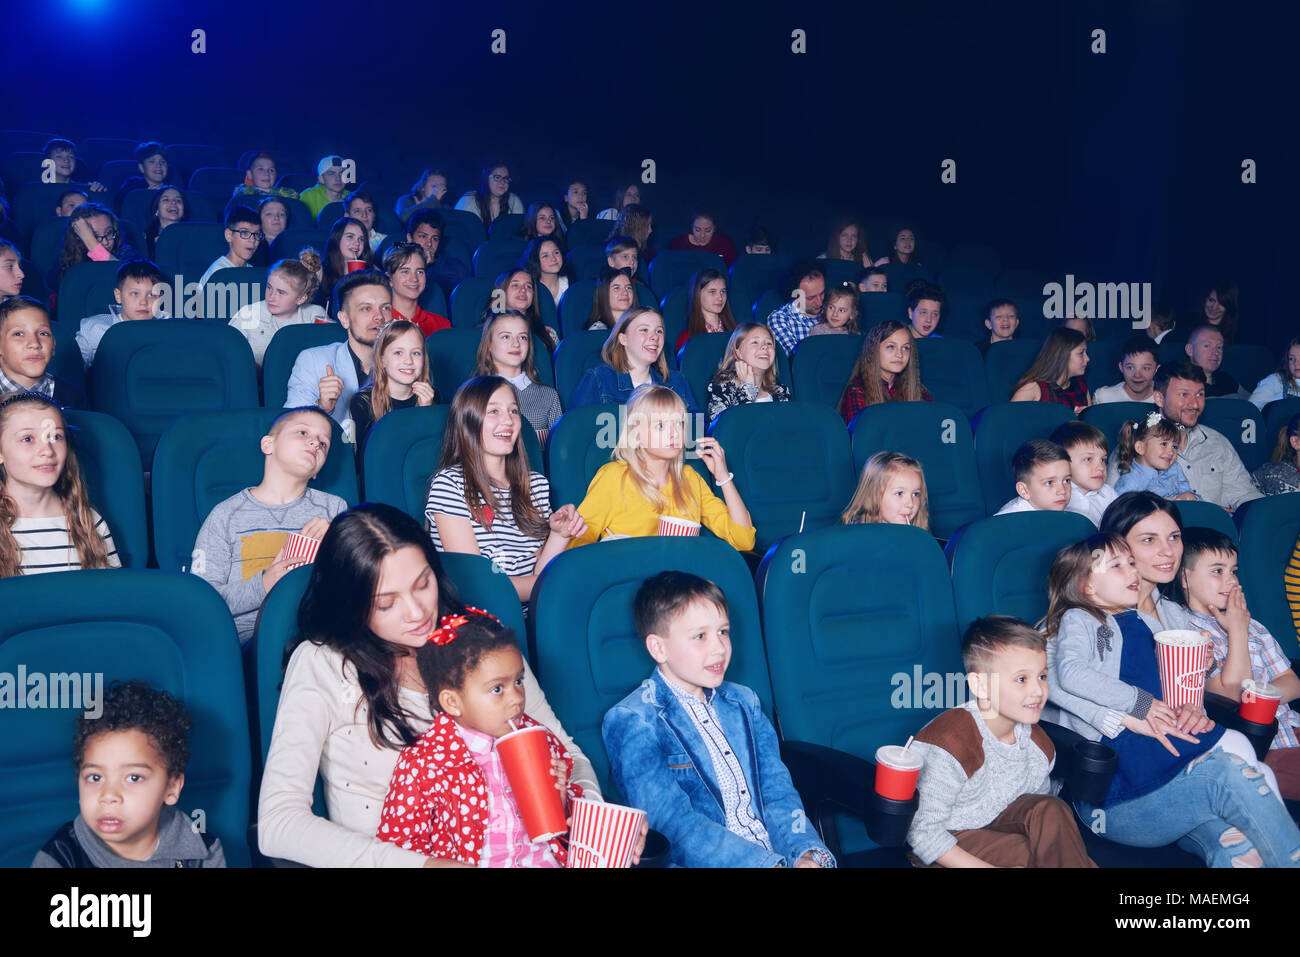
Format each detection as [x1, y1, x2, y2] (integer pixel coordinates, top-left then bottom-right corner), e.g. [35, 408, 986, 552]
[874, 744, 923, 800]
[1153, 630, 1212, 710]
[496, 726, 568, 842]
[567, 798, 646, 868]
[657, 515, 700, 537]
[346, 259, 367, 273]
[283, 532, 321, 571]
[1240, 679, 1283, 724]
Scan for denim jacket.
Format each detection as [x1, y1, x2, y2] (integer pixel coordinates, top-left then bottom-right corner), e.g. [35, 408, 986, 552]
[568, 363, 700, 413]
[602, 668, 833, 868]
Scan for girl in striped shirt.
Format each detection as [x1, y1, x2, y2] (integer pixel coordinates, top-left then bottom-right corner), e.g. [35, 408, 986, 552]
[0, 391, 119, 576]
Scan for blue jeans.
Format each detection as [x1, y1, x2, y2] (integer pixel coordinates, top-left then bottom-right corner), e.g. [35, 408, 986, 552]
[1078, 748, 1300, 867]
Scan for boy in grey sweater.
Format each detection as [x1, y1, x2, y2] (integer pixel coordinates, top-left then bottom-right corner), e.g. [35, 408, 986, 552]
[33, 682, 225, 868]
[906, 616, 1096, 868]
[191, 407, 347, 643]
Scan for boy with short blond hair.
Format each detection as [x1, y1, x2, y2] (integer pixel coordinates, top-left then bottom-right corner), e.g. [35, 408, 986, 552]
[603, 571, 834, 868]
[906, 616, 1096, 868]
[1051, 421, 1117, 527]
[191, 406, 347, 643]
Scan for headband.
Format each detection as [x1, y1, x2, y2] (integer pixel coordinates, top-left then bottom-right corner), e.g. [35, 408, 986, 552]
[426, 606, 501, 646]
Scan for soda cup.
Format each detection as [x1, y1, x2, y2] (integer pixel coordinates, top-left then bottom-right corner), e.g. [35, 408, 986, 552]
[495, 726, 568, 842]
[1240, 679, 1283, 724]
[874, 744, 923, 801]
[346, 259, 367, 273]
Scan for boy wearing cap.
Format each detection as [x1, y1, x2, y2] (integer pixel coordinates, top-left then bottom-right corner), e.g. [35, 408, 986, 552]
[906, 616, 1096, 868]
[300, 156, 348, 220]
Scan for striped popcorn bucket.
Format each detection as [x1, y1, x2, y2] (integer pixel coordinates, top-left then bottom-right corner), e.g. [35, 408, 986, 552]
[567, 798, 646, 868]
[283, 532, 321, 571]
[657, 515, 700, 537]
[1153, 630, 1212, 710]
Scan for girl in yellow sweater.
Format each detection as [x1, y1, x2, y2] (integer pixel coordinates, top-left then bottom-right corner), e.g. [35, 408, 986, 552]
[568, 385, 755, 551]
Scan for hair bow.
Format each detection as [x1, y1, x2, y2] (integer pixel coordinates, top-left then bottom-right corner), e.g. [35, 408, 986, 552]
[1144, 410, 1163, 428]
[425, 606, 501, 645]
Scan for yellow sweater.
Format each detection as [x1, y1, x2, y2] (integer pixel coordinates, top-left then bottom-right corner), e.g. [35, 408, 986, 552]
[568, 461, 756, 552]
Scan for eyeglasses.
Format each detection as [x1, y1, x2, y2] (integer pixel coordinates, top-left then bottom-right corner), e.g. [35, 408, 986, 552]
[489, 174, 511, 184]
[232, 228, 265, 241]
[93, 228, 119, 243]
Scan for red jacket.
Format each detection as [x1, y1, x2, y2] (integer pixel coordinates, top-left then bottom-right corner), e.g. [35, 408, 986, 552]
[377, 712, 582, 865]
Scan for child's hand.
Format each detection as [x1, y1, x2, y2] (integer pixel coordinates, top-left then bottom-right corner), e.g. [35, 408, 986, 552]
[72, 217, 100, 250]
[794, 851, 822, 868]
[411, 381, 437, 407]
[734, 359, 754, 384]
[87, 181, 107, 193]
[550, 757, 568, 795]
[1121, 712, 1195, 757]
[262, 547, 295, 593]
[317, 364, 344, 412]
[548, 504, 588, 540]
[1146, 699, 1181, 729]
[1173, 702, 1215, 735]
[1214, 584, 1251, 636]
[299, 517, 330, 540]
[1172, 492, 1198, 501]
[695, 436, 730, 481]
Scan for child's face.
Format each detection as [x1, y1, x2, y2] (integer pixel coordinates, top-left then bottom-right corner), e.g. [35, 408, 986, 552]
[691, 218, 716, 246]
[1016, 460, 1072, 510]
[260, 202, 286, 239]
[382, 330, 424, 387]
[442, 646, 526, 738]
[985, 305, 1019, 341]
[1066, 343, 1090, 378]
[264, 411, 331, 480]
[488, 167, 511, 198]
[114, 277, 163, 321]
[823, 294, 855, 329]
[1204, 291, 1226, 321]
[479, 384, 522, 458]
[859, 273, 887, 292]
[0, 307, 53, 385]
[505, 273, 533, 312]
[368, 546, 440, 649]
[735, 329, 774, 373]
[908, 299, 941, 337]
[339, 223, 366, 261]
[837, 225, 858, 255]
[250, 156, 277, 190]
[390, 257, 426, 302]
[647, 598, 731, 700]
[1085, 546, 1140, 611]
[1066, 442, 1107, 492]
[609, 248, 638, 271]
[618, 313, 665, 369]
[488, 317, 530, 372]
[50, 148, 76, 178]
[320, 168, 344, 195]
[347, 199, 376, 232]
[55, 193, 88, 217]
[534, 207, 558, 235]
[0, 405, 66, 491]
[265, 270, 308, 317]
[139, 153, 168, 187]
[0, 249, 24, 296]
[607, 275, 635, 315]
[699, 278, 727, 316]
[78, 729, 183, 862]
[1120, 352, 1157, 393]
[1181, 550, 1240, 616]
[636, 409, 685, 461]
[1134, 433, 1178, 471]
[974, 645, 1048, 727]
[538, 241, 563, 275]
[157, 188, 184, 224]
[84, 215, 117, 253]
[879, 468, 923, 525]
[877, 328, 913, 378]
[565, 183, 587, 207]
[1288, 345, 1300, 380]
[408, 224, 440, 262]
[226, 223, 262, 263]
[894, 229, 916, 256]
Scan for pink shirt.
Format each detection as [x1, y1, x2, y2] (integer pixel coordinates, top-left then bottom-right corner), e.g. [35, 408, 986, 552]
[459, 723, 560, 869]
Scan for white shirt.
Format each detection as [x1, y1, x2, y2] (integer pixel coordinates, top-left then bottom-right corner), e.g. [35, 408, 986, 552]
[1092, 382, 1156, 405]
[200, 255, 246, 287]
[1066, 483, 1118, 527]
[994, 497, 1038, 515]
[229, 300, 329, 365]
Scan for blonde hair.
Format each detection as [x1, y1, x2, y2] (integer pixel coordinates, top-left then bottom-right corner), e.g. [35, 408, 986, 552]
[0, 392, 111, 577]
[713, 323, 779, 393]
[369, 320, 432, 420]
[612, 385, 695, 514]
[841, 451, 930, 530]
[270, 255, 320, 303]
[602, 307, 669, 379]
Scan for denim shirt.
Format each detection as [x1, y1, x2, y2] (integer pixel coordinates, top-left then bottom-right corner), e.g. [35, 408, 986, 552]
[568, 363, 700, 413]
[602, 668, 833, 868]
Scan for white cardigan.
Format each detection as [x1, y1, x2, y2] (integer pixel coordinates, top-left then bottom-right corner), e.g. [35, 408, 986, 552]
[257, 641, 600, 867]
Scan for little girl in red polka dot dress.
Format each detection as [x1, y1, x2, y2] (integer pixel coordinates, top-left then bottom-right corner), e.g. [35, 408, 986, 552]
[376, 609, 582, 866]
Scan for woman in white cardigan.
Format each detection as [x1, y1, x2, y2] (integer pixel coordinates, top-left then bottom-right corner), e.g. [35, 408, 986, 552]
[257, 503, 625, 867]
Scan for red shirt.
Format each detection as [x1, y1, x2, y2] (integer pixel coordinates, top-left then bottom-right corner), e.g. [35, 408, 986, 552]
[394, 305, 451, 337]
[667, 233, 739, 266]
[1037, 376, 1089, 411]
[840, 378, 933, 425]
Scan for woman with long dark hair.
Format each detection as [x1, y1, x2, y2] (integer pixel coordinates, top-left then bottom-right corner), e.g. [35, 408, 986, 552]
[453, 160, 524, 224]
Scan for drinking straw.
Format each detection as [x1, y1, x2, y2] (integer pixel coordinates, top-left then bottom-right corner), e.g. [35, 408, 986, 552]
[903, 735, 914, 752]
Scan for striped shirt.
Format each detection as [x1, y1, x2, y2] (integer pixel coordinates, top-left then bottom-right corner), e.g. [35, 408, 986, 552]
[425, 465, 551, 576]
[1287, 536, 1300, 640]
[12, 510, 120, 575]
[658, 666, 773, 851]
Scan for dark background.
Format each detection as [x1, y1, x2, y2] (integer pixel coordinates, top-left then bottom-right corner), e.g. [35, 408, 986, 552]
[2, 0, 1293, 347]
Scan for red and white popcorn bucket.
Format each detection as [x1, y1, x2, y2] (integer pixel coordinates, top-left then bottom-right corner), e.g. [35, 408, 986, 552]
[283, 532, 322, 571]
[1153, 630, 1212, 711]
[567, 798, 645, 868]
[656, 515, 700, 537]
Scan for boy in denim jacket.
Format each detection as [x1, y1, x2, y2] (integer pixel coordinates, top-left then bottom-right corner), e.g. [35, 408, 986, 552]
[603, 571, 834, 868]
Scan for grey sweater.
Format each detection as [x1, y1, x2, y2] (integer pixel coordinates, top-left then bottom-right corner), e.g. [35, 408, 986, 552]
[906, 700, 1055, 865]
[191, 487, 348, 642]
[32, 805, 226, 868]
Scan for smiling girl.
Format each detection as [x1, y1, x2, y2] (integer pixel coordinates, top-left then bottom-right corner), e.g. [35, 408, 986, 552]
[321, 217, 373, 307]
[585, 266, 636, 332]
[145, 187, 186, 259]
[383, 244, 449, 336]
[569, 307, 699, 411]
[1114, 412, 1197, 500]
[706, 323, 790, 422]
[348, 320, 438, 458]
[808, 284, 860, 337]
[474, 311, 562, 441]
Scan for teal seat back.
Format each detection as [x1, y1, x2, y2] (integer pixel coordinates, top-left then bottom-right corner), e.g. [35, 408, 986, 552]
[1264, 397, 1300, 438]
[972, 402, 1076, 515]
[708, 400, 857, 552]
[269, 229, 328, 262]
[416, 272, 449, 317]
[1199, 397, 1268, 472]
[449, 276, 495, 327]
[151, 408, 357, 571]
[543, 403, 618, 508]
[947, 510, 1095, 634]
[65, 410, 149, 568]
[155, 222, 230, 280]
[425, 327, 554, 396]
[200, 267, 269, 320]
[566, 244, 607, 281]
[488, 213, 524, 239]
[860, 290, 908, 326]
[1080, 401, 1153, 452]
[1237, 493, 1300, 658]
[554, 330, 609, 406]
[565, 218, 611, 248]
[757, 524, 963, 760]
[361, 405, 541, 521]
[753, 288, 787, 325]
[261, 321, 347, 407]
[1084, 337, 1131, 393]
[557, 279, 598, 337]
[983, 337, 1044, 403]
[56, 260, 122, 324]
[727, 253, 790, 322]
[93, 320, 260, 468]
[915, 337, 988, 418]
[471, 238, 526, 278]
[0, 570, 250, 867]
[1177, 500, 1239, 540]
[29, 216, 68, 279]
[437, 208, 487, 250]
[646, 249, 724, 299]
[790, 333, 863, 408]
[1223, 344, 1276, 393]
[849, 401, 985, 539]
[529, 537, 769, 797]
[48, 316, 85, 391]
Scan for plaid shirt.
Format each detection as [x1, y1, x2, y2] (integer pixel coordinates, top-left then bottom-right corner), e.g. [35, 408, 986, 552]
[0, 366, 55, 399]
[765, 300, 818, 356]
[1187, 608, 1300, 750]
